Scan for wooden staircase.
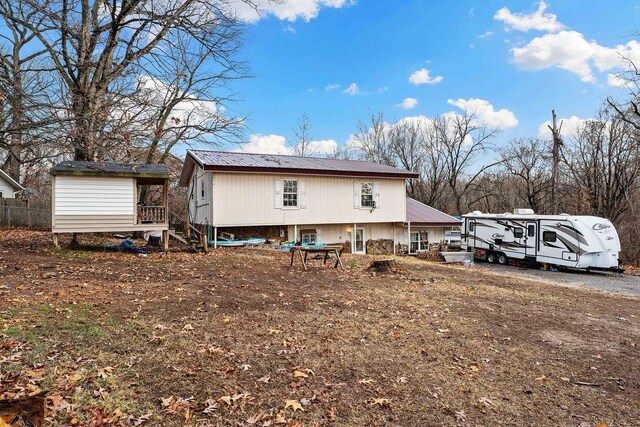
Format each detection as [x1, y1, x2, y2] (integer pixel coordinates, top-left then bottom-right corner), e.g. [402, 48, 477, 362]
[168, 211, 209, 252]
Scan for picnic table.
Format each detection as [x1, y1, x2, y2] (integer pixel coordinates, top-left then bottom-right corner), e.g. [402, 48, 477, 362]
[290, 245, 345, 271]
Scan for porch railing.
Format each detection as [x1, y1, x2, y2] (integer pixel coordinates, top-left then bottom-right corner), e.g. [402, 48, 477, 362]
[137, 206, 166, 223]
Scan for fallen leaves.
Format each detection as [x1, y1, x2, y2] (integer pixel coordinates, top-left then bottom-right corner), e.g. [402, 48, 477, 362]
[160, 395, 194, 420]
[284, 399, 303, 411]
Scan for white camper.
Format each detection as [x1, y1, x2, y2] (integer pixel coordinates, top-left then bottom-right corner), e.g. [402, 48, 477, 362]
[461, 209, 621, 272]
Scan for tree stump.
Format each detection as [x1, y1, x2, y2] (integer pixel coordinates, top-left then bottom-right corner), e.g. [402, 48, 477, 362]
[0, 394, 46, 426]
[368, 259, 396, 272]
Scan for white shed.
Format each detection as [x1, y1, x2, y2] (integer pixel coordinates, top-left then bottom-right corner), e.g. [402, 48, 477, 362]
[0, 169, 25, 198]
[50, 161, 170, 249]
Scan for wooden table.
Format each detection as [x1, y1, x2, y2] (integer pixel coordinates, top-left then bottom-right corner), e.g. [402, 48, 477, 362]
[290, 245, 345, 271]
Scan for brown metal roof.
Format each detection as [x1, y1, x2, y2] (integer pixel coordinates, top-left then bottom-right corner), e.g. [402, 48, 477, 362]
[405, 197, 461, 226]
[181, 150, 420, 182]
[51, 161, 169, 179]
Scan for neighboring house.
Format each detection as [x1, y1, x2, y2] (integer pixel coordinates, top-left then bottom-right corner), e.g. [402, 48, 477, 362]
[50, 161, 171, 248]
[179, 150, 461, 254]
[0, 169, 25, 198]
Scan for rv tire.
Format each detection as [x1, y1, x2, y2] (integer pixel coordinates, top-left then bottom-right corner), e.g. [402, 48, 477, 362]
[486, 252, 497, 263]
[497, 253, 508, 265]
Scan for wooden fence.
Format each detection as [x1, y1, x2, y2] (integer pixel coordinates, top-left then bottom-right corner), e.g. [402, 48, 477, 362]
[0, 198, 51, 228]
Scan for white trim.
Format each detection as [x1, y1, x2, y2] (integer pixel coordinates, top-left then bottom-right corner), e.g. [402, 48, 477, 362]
[0, 169, 25, 191]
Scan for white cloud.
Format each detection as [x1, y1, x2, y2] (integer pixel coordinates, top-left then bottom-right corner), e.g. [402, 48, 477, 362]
[494, 1, 564, 33]
[478, 30, 495, 39]
[607, 73, 631, 88]
[343, 82, 362, 95]
[447, 98, 518, 129]
[408, 68, 443, 85]
[231, 0, 354, 23]
[325, 83, 341, 91]
[511, 31, 640, 82]
[235, 135, 338, 157]
[236, 134, 291, 155]
[305, 139, 338, 155]
[398, 97, 419, 110]
[537, 115, 587, 139]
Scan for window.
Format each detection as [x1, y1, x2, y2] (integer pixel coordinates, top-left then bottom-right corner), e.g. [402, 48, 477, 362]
[543, 231, 557, 242]
[283, 180, 298, 207]
[410, 231, 429, 253]
[200, 180, 205, 199]
[468, 222, 475, 232]
[528, 224, 535, 237]
[0, 191, 3, 198]
[514, 227, 524, 238]
[301, 231, 317, 245]
[361, 182, 373, 207]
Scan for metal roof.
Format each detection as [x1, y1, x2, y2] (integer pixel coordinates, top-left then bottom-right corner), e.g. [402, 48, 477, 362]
[0, 169, 25, 191]
[182, 150, 420, 183]
[51, 161, 170, 178]
[406, 197, 461, 226]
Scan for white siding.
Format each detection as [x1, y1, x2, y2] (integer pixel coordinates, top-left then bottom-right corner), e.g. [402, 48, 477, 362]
[0, 176, 15, 198]
[54, 176, 135, 216]
[187, 168, 213, 224]
[212, 173, 406, 227]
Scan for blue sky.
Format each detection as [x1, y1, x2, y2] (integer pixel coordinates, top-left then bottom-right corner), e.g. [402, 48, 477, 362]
[221, 0, 640, 155]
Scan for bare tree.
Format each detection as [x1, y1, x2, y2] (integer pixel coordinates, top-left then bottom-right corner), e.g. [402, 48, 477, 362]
[499, 138, 552, 214]
[562, 108, 640, 222]
[351, 112, 395, 166]
[434, 113, 500, 214]
[388, 119, 424, 198]
[292, 114, 313, 157]
[0, 0, 256, 161]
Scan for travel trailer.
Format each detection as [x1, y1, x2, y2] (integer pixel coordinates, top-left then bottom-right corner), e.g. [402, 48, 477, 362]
[461, 209, 622, 272]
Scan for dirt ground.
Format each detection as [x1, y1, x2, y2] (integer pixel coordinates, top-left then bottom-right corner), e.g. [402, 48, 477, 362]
[1, 229, 639, 426]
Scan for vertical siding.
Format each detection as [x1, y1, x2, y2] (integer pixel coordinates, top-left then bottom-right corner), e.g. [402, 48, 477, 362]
[188, 168, 213, 224]
[212, 173, 406, 226]
[54, 176, 134, 216]
[0, 177, 15, 198]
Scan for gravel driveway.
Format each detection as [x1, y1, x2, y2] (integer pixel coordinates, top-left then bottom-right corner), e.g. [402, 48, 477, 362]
[471, 262, 640, 297]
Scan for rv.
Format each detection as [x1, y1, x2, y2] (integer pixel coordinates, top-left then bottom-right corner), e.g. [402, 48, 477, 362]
[461, 209, 621, 272]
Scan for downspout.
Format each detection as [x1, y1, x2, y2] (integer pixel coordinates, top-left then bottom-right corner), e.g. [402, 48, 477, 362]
[408, 221, 411, 254]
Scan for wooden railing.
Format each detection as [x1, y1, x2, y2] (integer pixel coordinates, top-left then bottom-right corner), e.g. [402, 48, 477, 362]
[137, 206, 166, 223]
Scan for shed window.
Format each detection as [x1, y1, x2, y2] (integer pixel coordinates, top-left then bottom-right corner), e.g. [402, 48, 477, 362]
[200, 179, 205, 199]
[514, 227, 524, 238]
[283, 180, 298, 207]
[543, 231, 557, 242]
[528, 224, 535, 237]
[361, 182, 374, 207]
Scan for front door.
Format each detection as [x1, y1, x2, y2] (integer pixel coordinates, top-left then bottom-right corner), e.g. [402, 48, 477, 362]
[525, 221, 536, 257]
[354, 228, 366, 254]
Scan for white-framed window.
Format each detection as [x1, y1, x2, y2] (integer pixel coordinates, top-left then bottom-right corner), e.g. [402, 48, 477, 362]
[410, 231, 429, 253]
[200, 179, 205, 199]
[283, 179, 298, 207]
[301, 231, 317, 245]
[361, 182, 374, 207]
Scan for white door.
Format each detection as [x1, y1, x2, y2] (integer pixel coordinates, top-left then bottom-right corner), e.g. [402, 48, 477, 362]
[354, 228, 366, 254]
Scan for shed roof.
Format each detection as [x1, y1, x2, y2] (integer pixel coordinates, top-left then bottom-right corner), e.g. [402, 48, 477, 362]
[179, 150, 419, 185]
[51, 161, 170, 179]
[405, 197, 461, 226]
[0, 169, 25, 191]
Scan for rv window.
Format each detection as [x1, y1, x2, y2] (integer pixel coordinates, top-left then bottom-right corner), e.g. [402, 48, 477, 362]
[543, 231, 557, 242]
[468, 222, 475, 232]
[514, 228, 524, 238]
[527, 224, 535, 237]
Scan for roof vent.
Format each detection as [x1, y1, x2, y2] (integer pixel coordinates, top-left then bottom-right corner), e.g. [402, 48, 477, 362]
[472, 210, 482, 215]
[513, 208, 535, 215]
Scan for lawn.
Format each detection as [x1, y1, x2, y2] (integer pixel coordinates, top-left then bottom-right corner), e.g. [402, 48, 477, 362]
[1, 229, 639, 426]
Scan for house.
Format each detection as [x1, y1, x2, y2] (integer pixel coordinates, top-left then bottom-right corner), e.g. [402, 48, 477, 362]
[179, 150, 461, 254]
[0, 169, 25, 198]
[405, 197, 462, 253]
[50, 161, 171, 248]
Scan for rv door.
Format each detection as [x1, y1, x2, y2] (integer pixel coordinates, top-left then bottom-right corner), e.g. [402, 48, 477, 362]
[525, 221, 536, 257]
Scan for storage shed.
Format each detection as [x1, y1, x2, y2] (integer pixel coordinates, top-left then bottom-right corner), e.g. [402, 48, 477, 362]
[51, 161, 170, 249]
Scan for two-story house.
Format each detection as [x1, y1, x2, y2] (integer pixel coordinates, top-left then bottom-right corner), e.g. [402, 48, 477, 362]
[179, 150, 460, 254]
